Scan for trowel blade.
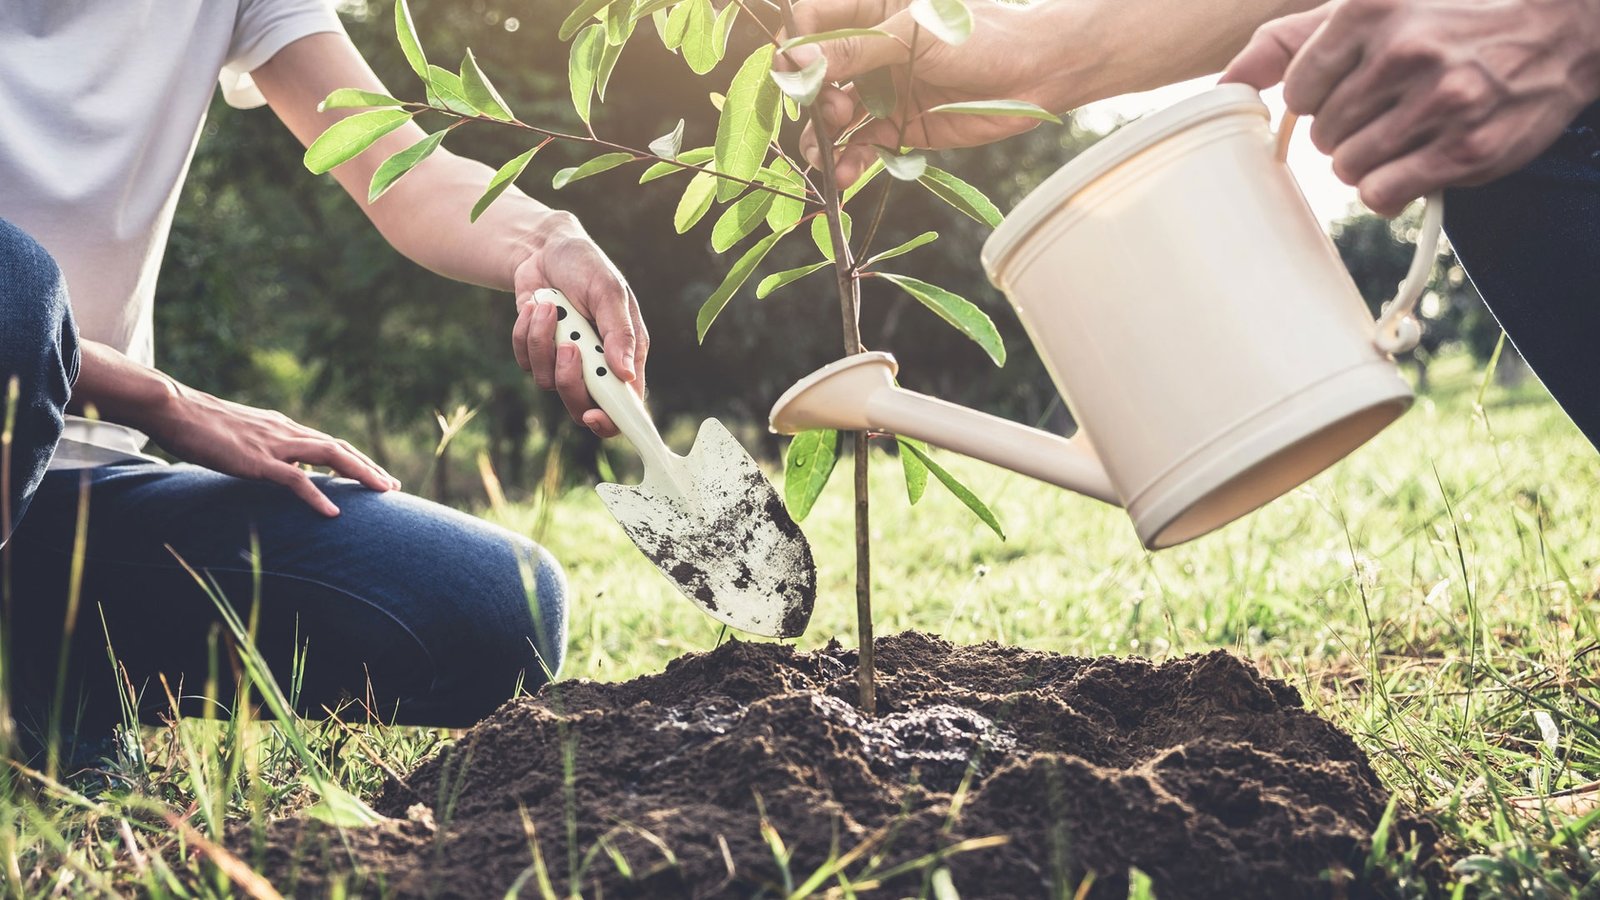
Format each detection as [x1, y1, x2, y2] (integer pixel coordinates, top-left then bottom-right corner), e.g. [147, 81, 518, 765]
[596, 419, 816, 638]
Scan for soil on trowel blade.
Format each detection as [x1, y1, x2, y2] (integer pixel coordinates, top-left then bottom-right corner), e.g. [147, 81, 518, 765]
[248, 632, 1435, 898]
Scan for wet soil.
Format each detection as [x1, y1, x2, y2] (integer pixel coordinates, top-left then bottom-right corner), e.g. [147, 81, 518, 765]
[249, 632, 1435, 898]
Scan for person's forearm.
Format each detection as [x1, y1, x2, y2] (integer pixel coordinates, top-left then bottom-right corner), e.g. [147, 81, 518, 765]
[1055, 0, 1323, 106]
[353, 149, 571, 294]
[253, 33, 577, 295]
[67, 340, 180, 432]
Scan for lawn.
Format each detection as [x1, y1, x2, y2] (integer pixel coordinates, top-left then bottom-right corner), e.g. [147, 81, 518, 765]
[5, 351, 1600, 896]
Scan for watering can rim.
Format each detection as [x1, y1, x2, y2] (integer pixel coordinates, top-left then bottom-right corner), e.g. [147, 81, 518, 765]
[981, 83, 1269, 285]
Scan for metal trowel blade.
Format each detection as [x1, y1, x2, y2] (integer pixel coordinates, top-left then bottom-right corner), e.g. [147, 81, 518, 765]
[596, 419, 816, 638]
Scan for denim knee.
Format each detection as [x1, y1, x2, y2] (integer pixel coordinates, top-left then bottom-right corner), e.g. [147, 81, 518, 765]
[434, 536, 569, 723]
[0, 218, 77, 376]
[1, 218, 77, 539]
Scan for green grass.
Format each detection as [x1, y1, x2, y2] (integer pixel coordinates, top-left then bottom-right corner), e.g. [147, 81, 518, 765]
[6, 351, 1600, 896]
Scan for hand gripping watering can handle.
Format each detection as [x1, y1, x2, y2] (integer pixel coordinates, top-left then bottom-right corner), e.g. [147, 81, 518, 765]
[536, 288, 678, 479]
[1274, 113, 1444, 355]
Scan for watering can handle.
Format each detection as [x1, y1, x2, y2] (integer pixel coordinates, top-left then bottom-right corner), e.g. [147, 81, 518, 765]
[1274, 112, 1444, 355]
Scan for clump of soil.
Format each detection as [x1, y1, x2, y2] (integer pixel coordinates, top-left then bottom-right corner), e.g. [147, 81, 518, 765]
[250, 633, 1434, 898]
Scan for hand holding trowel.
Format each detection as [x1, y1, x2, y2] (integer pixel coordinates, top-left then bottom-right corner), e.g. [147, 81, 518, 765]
[536, 289, 815, 639]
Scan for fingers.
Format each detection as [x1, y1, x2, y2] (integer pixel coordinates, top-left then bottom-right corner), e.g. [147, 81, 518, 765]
[806, 117, 899, 187]
[554, 342, 620, 438]
[1329, 94, 1438, 186]
[278, 438, 396, 493]
[265, 461, 340, 517]
[590, 281, 639, 384]
[1307, 70, 1401, 155]
[1220, 6, 1332, 92]
[786, 22, 913, 88]
[1280, 2, 1378, 116]
[628, 294, 650, 399]
[525, 300, 558, 390]
[512, 296, 534, 371]
[789, 0, 901, 38]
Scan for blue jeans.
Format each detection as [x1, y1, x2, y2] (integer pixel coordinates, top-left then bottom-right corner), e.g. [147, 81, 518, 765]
[1444, 101, 1600, 449]
[0, 219, 567, 750]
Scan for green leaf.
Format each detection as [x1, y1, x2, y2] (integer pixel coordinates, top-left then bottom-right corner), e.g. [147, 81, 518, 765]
[757, 260, 829, 299]
[662, 0, 693, 50]
[878, 273, 1006, 365]
[760, 162, 806, 231]
[696, 226, 793, 341]
[552, 151, 634, 189]
[471, 146, 542, 222]
[633, 0, 681, 21]
[596, 32, 625, 101]
[919, 166, 1002, 227]
[681, 0, 719, 75]
[856, 67, 898, 119]
[874, 146, 927, 180]
[784, 429, 839, 521]
[318, 88, 404, 112]
[927, 99, 1061, 123]
[779, 28, 893, 51]
[368, 129, 446, 203]
[811, 211, 852, 262]
[770, 55, 827, 107]
[863, 231, 937, 267]
[425, 66, 476, 115]
[605, 0, 632, 44]
[897, 437, 928, 505]
[674, 169, 719, 232]
[470, 147, 540, 222]
[712, 190, 776, 252]
[899, 439, 1004, 538]
[460, 50, 514, 120]
[641, 145, 714, 183]
[395, 0, 429, 83]
[840, 159, 884, 206]
[650, 119, 686, 159]
[569, 24, 605, 123]
[560, 0, 618, 41]
[709, 91, 725, 111]
[714, 45, 782, 201]
[909, 0, 972, 46]
[712, 1, 739, 66]
[784, 94, 800, 122]
[304, 782, 386, 827]
[652, 7, 673, 44]
[303, 109, 413, 174]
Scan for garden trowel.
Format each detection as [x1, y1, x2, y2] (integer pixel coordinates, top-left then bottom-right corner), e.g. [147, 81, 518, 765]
[538, 289, 815, 638]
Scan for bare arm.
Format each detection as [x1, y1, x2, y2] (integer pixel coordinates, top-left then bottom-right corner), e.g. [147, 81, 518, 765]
[251, 33, 646, 436]
[792, 0, 1320, 182]
[70, 341, 397, 516]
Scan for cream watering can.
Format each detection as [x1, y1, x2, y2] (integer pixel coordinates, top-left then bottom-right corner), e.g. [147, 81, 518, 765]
[770, 84, 1443, 549]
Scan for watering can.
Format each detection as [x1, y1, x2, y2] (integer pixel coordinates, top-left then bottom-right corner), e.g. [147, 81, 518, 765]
[770, 84, 1443, 550]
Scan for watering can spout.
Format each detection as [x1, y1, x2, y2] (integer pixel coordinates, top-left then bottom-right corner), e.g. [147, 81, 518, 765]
[769, 353, 1119, 507]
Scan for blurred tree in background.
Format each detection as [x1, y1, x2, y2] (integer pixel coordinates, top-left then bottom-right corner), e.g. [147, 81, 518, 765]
[156, 0, 1100, 501]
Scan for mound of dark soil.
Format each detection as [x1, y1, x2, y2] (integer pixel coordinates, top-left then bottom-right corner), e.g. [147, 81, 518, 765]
[250, 632, 1434, 898]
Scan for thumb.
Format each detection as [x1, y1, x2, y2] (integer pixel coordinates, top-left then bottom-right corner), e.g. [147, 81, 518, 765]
[786, 12, 916, 86]
[1220, 8, 1329, 89]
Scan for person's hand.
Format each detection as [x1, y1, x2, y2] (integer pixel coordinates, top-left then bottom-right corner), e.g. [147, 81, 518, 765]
[1223, 0, 1600, 216]
[143, 384, 398, 517]
[509, 211, 648, 439]
[788, 0, 1077, 187]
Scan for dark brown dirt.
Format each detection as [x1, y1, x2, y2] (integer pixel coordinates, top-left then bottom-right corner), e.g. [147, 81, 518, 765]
[248, 632, 1435, 898]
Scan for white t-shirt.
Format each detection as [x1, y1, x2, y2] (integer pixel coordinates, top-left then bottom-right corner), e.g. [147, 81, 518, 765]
[0, 0, 344, 468]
